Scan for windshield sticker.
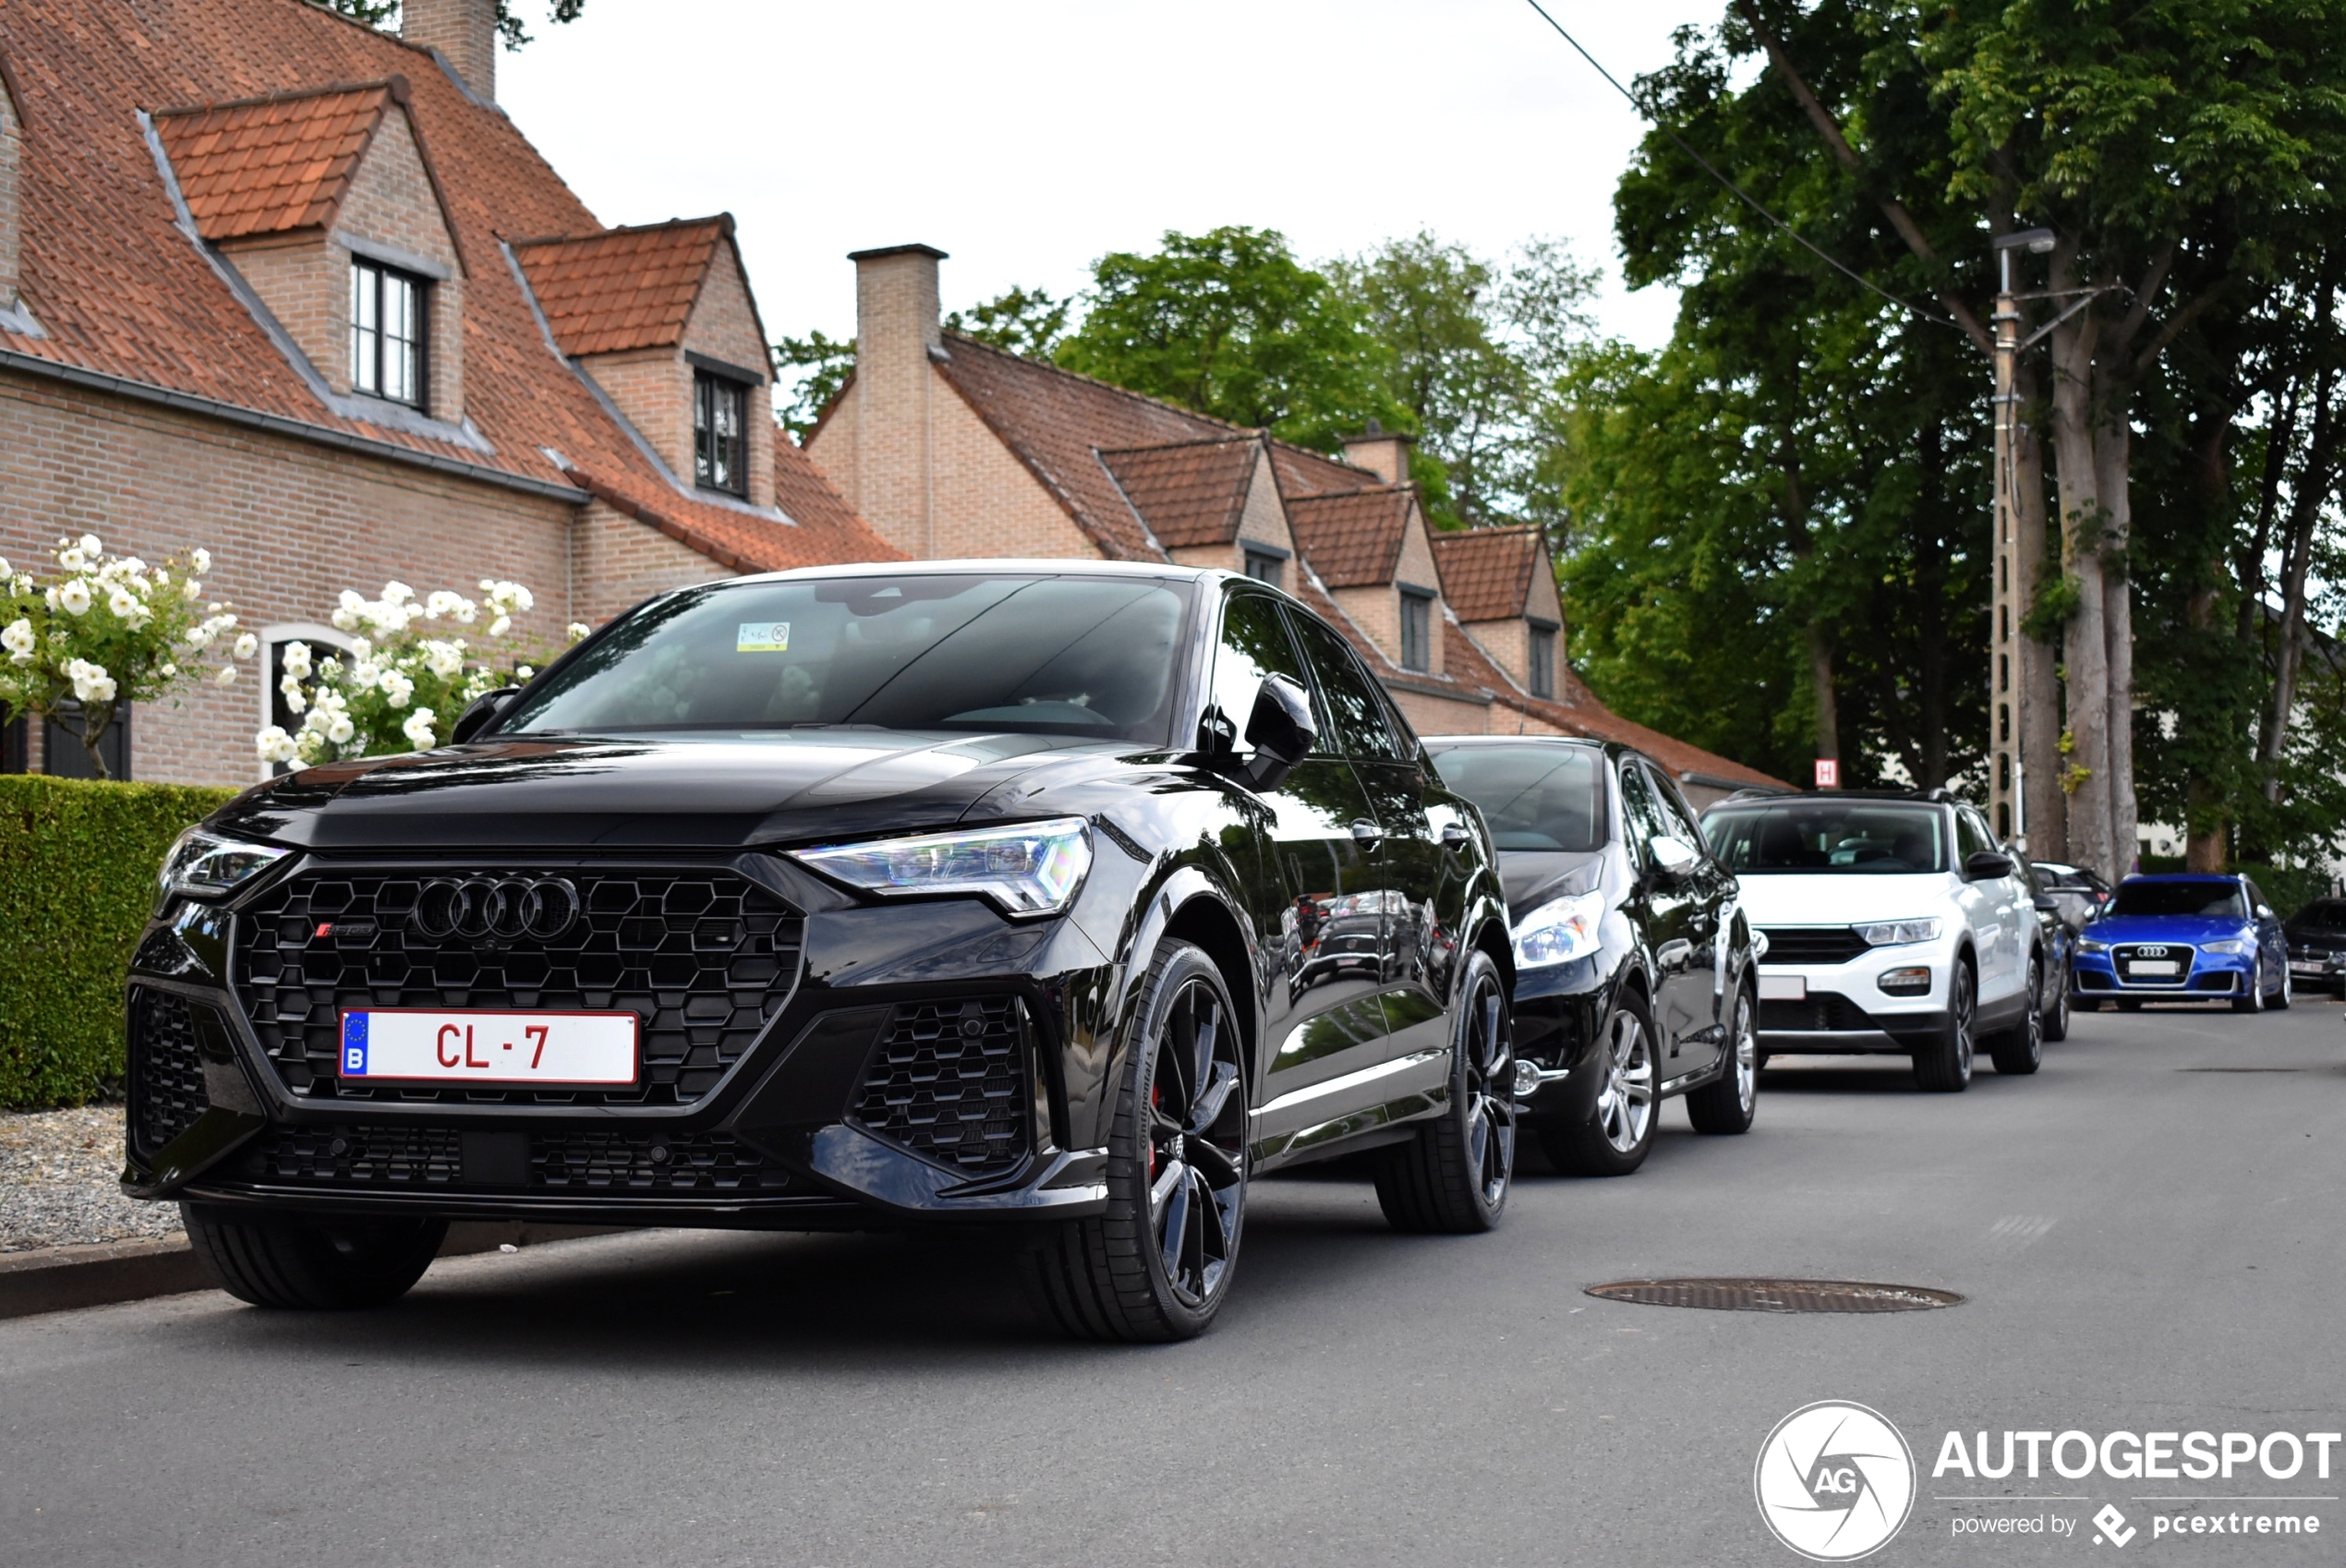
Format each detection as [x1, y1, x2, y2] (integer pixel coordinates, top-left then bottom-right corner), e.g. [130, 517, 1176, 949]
[736, 622, 791, 652]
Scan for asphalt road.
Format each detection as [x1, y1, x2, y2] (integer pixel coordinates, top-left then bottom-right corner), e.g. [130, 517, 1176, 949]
[3, 999, 2340, 1567]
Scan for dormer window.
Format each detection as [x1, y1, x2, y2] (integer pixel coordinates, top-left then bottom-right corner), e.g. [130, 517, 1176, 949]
[351, 257, 427, 406]
[1529, 623, 1557, 698]
[695, 369, 748, 496]
[1399, 586, 1433, 672]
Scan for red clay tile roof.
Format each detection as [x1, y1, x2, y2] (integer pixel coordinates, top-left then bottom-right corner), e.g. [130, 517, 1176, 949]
[513, 218, 729, 357]
[1431, 526, 1542, 622]
[931, 334, 1250, 561]
[152, 78, 404, 241]
[1285, 486, 1415, 587]
[0, 0, 879, 578]
[1096, 436, 1259, 549]
[1271, 439, 1383, 498]
[577, 435, 899, 573]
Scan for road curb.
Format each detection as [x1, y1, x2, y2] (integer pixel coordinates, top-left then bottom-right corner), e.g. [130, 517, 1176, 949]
[0, 1222, 628, 1321]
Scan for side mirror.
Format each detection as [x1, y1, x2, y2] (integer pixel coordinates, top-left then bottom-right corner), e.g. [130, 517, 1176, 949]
[450, 687, 524, 745]
[1242, 675, 1316, 791]
[1649, 834, 1699, 880]
[1963, 850, 2015, 881]
[2257, 904, 2276, 921]
[2033, 895, 2062, 913]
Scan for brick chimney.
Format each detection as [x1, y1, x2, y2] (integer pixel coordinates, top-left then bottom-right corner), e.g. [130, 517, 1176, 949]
[1341, 421, 1415, 486]
[0, 56, 23, 309]
[847, 243, 947, 557]
[405, 0, 498, 103]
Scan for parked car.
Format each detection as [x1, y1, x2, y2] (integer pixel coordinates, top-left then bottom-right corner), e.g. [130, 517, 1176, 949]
[2282, 897, 2346, 996]
[2072, 873, 2292, 1013]
[2013, 859, 2074, 1043]
[1699, 790, 2049, 1091]
[1424, 736, 1760, 1176]
[125, 563, 1519, 1341]
[2031, 861, 2113, 932]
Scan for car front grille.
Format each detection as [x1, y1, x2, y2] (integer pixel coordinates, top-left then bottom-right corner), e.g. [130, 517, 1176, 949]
[231, 863, 804, 1106]
[129, 988, 212, 1160]
[851, 998, 1033, 1176]
[2112, 945, 2193, 985]
[236, 1126, 793, 1194]
[1759, 993, 1879, 1032]
[1758, 927, 1870, 965]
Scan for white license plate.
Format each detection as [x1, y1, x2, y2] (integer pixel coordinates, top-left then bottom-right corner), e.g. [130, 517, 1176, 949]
[338, 1008, 637, 1085]
[2127, 959, 2180, 977]
[2290, 961, 2324, 973]
[1759, 973, 1808, 1001]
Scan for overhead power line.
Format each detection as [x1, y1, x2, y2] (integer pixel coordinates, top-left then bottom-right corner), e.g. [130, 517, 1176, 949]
[1518, 0, 1956, 330]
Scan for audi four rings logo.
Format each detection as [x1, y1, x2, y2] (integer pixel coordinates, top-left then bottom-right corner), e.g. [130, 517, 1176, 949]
[2136, 945, 2171, 958]
[410, 877, 581, 941]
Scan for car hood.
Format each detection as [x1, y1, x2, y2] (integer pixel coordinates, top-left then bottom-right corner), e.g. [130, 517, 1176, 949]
[1732, 873, 1955, 926]
[2084, 914, 2253, 947]
[1494, 849, 1605, 918]
[211, 730, 1153, 851]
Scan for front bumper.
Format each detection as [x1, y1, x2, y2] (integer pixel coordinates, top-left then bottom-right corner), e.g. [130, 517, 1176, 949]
[2072, 945, 2245, 997]
[1505, 959, 1610, 1124]
[124, 850, 1136, 1227]
[1751, 933, 1954, 1052]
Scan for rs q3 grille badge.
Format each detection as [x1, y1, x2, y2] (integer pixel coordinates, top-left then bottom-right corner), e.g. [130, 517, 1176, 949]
[409, 876, 583, 942]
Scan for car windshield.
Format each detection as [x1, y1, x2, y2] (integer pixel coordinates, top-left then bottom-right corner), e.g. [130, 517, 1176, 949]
[498, 573, 1191, 743]
[1703, 802, 1948, 874]
[1429, 744, 1607, 852]
[2288, 899, 2346, 933]
[2110, 881, 2247, 919]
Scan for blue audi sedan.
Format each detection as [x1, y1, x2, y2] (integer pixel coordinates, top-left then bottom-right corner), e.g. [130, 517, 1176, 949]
[2072, 873, 2292, 1012]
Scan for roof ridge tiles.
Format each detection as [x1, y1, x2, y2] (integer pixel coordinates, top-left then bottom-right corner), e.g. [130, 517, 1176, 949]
[938, 332, 1252, 434]
[151, 75, 405, 120]
[1094, 431, 1264, 457]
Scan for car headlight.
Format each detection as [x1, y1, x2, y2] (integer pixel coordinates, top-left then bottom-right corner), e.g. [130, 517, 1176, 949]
[156, 827, 290, 911]
[2077, 938, 2110, 954]
[1856, 917, 1942, 947]
[2199, 939, 2247, 956]
[791, 817, 1093, 917]
[1513, 890, 1604, 969]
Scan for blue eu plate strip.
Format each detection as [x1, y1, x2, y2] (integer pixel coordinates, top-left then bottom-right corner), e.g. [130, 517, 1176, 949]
[342, 1011, 369, 1076]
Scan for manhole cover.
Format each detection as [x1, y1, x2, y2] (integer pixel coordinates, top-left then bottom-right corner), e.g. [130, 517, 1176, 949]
[1585, 1278, 1963, 1313]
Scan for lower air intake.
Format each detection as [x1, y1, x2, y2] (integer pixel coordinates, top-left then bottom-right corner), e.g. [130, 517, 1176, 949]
[851, 998, 1033, 1176]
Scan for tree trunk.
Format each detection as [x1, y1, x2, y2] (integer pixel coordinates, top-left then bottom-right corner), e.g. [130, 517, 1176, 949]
[2013, 356, 2066, 859]
[1808, 621, 1841, 766]
[64, 703, 114, 781]
[2260, 361, 2340, 798]
[2096, 407, 2138, 879]
[2047, 256, 2113, 881]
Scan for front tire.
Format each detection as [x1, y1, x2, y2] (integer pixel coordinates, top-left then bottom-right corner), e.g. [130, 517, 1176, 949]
[1913, 960, 1976, 1092]
[1374, 949, 1515, 1232]
[1989, 956, 2045, 1075]
[2271, 962, 2292, 1011]
[1538, 987, 1658, 1176]
[1030, 941, 1248, 1343]
[1685, 983, 1758, 1134]
[2042, 957, 2072, 1042]
[182, 1203, 444, 1310]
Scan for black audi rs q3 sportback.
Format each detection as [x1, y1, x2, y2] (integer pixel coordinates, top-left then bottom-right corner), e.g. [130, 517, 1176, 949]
[127, 563, 1517, 1340]
[1425, 736, 1760, 1176]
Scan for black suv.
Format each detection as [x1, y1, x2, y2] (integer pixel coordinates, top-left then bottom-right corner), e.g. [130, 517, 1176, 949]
[1424, 737, 1760, 1176]
[127, 564, 1517, 1340]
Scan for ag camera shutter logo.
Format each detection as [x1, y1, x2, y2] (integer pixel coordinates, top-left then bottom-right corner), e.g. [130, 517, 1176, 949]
[1755, 1401, 1917, 1561]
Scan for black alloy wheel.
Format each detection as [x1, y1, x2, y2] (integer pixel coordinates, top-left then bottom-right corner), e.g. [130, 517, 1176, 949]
[1539, 986, 1658, 1176]
[1914, 959, 1976, 1092]
[1989, 956, 2045, 1075]
[2043, 955, 2072, 1042]
[1031, 941, 1249, 1342]
[1686, 982, 1759, 1134]
[182, 1204, 446, 1309]
[1376, 948, 1515, 1232]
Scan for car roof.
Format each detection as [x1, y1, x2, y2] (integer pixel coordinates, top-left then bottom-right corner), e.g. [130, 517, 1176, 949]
[731, 559, 1221, 585]
[2120, 873, 2240, 884]
[1422, 735, 1603, 750]
[1707, 790, 1952, 807]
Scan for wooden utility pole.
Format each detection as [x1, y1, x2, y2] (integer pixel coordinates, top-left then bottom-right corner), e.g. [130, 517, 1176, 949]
[1989, 229, 2055, 847]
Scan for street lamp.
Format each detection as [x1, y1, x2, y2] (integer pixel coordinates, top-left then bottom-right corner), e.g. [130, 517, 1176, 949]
[1988, 228, 2054, 845]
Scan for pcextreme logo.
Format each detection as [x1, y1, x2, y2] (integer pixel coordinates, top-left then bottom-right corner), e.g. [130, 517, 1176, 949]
[1755, 1401, 1918, 1562]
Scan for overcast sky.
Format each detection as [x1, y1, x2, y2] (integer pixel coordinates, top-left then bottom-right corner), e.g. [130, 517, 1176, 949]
[500, 0, 1722, 360]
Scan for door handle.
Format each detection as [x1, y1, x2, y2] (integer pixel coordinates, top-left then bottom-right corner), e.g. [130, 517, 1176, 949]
[1349, 819, 1384, 846]
[1439, 821, 1472, 851]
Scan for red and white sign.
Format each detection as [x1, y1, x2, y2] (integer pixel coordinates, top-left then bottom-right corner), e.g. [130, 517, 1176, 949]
[1814, 758, 1840, 789]
[338, 1008, 637, 1085]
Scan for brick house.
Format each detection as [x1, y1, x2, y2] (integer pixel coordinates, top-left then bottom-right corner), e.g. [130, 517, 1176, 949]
[0, 0, 896, 784]
[804, 245, 1779, 804]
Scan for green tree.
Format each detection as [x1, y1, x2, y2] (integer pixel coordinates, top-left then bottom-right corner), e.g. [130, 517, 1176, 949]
[770, 329, 854, 442]
[946, 285, 1072, 359]
[1055, 226, 1409, 452]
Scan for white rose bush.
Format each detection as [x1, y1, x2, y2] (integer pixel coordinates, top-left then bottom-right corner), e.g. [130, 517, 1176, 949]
[0, 535, 251, 778]
[258, 579, 581, 766]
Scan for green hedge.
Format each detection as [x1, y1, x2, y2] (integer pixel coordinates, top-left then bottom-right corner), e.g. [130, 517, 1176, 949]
[0, 775, 241, 1108]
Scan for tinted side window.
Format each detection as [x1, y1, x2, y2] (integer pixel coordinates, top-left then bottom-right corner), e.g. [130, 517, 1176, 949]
[1207, 591, 1310, 754]
[1956, 809, 1993, 862]
[1645, 764, 1706, 851]
[1616, 759, 1671, 869]
[1286, 610, 1402, 760]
